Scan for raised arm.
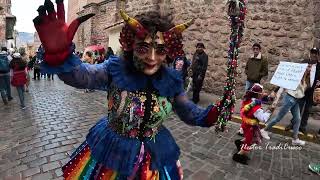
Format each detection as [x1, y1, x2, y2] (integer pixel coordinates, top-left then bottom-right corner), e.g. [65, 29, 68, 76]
[54, 55, 111, 90]
[172, 92, 218, 127]
[33, 0, 94, 67]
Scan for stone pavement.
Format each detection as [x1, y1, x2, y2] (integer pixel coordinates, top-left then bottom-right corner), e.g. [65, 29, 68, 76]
[0, 77, 319, 180]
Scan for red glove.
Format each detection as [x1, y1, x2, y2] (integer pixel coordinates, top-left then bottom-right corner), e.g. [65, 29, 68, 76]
[205, 106, 219, 126]
[33, 0, 94, 66]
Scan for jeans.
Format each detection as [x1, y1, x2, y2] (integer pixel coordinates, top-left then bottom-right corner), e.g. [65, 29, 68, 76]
[0, 74, 12, 102]
[16, 86, 25, 107]
[33, 69, 40, 80]
[245, 80, 255, 91]
[192, 75, 204, 103]
[265, 93, 302, 139]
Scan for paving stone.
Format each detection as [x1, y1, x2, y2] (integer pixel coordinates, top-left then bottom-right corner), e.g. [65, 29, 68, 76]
[41, 135, 56, 141]
[39, 149, 55, 158]
[54, 168, 63, 177]
[42, 161, 61, 172]
[51, 137, 67, 143]
[44, 142, 61, 150]
[3, 174, 22, 180]
[12, 165, 28, 174]
[26, 147, 43, 156]
[61, 139, 78, 146]
[191, 170, 210, 180]
[50, 153, 69, 162]
[31, 173, 53, 180]
[54, 145, 74, 153]
[28, 157, 48, 168]
[210, 169, 226, 180]
[22, 167, 41, 177]
[21, 154, 38, 164]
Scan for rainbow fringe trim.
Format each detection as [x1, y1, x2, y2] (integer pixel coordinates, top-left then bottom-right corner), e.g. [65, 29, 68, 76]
[62, 143, 182, 180]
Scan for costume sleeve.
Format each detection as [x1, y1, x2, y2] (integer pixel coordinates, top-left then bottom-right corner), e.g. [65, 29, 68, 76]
[172, 92, 218, 127]
[253, 109, 271, 123]
[41, 54, 110, 91]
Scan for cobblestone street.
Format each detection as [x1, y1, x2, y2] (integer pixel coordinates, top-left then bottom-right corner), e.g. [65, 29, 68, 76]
[0, 78, 319, 180]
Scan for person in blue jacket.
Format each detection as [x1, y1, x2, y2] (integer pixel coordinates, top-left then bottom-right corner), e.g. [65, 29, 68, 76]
[34, 0, 220, 179]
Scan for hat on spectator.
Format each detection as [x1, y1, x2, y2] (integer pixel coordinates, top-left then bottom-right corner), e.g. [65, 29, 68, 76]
[310, 47, 319, 54]
[196, 42, 205, 49]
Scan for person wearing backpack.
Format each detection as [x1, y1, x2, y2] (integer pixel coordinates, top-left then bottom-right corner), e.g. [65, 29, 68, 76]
[9, 53, 28, 109]
[0, 47, 13, 105]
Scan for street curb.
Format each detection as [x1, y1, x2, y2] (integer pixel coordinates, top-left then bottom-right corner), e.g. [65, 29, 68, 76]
[231, 115, 320, 144]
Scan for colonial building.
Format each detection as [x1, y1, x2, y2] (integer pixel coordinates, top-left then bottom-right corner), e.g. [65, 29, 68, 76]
[68, 0, 320, 95]
[0, 0, 16, 48]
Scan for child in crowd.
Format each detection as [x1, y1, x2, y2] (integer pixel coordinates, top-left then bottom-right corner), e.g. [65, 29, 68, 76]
[233, 83, 274, 165]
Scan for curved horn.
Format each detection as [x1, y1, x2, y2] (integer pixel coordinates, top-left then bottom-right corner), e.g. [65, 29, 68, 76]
[168, 19, 195, 34]
[120, 9, 147, 38]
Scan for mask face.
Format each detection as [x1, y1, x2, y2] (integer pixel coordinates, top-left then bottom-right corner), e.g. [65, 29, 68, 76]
[133, 31, 167, 75]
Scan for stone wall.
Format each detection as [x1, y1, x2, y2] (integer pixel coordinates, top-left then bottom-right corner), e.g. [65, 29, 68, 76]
[69, 0, 319, 96]
[0, 0, 11, 46]
[314, 0, 320, 48]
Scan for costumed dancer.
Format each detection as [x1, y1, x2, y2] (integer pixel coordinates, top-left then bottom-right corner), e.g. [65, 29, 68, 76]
[233, 83, 274, 165]
[33, 0, 220, 179]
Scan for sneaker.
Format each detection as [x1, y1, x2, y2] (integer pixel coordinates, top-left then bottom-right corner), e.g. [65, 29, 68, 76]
[21, 105, 26, 110]
[260, 129, 270, 140]
[8, 97, 13, 101]
[232, 153, 249, 165]
[285, 124, 293, 131]
[292, 138, 305, 146]
[309, 163, 320, 175]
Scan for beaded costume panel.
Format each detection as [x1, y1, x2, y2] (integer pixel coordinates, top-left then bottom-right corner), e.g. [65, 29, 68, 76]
[107, 84, 173, 138]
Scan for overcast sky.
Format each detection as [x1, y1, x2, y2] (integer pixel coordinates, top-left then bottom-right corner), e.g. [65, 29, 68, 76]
[11, 0, 69, 33]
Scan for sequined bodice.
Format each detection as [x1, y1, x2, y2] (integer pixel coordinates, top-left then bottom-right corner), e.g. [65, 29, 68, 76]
[107, 84, 173, 138]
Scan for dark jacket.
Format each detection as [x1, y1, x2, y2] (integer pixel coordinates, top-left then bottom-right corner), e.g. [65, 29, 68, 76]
[245, 53, 268, 83]
[191, 51, 208, 79]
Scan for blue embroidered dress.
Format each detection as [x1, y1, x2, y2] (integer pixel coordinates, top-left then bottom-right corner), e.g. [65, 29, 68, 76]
[43, 54, 215, 179]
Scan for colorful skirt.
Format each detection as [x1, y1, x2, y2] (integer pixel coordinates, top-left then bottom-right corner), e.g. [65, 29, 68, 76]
[62, 142, 183, 180]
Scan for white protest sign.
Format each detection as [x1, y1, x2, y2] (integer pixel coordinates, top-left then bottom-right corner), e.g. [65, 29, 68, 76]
[270, 61, 308, 90]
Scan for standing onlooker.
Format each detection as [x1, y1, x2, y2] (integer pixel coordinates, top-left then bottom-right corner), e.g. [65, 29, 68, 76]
[173, 56, 191, 88]
[83, 51, 95, 64]
[83, 51, 95, 93]
[285, 47, 320, 134]
[191, 42, 208, 103]
[19, 47, 30, 92]
[9, 53, 28, 109]
[245, 43, 268, 91]
[260, 63, 312, 146]
[34, 56, 42, 80]
[0, 47, 13, 104]
[105, 47, 114, 60]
